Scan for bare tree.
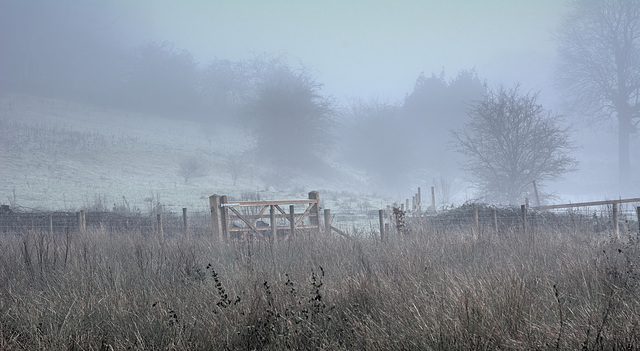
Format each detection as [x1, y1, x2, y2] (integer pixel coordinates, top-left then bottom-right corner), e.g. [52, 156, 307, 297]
[453, 85, 577, 205]
[178, 156, 207, 184]
[556, 0, 640, 185]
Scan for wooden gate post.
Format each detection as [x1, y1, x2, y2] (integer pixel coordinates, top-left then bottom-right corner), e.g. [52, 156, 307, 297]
[308, 191, 320, 235]
[289, 205, 296, 237]
[324, 209, 331, 236]
[270, 205, 277, 245]
[221, 195, 229, 241]
[209, 195, 223, 241]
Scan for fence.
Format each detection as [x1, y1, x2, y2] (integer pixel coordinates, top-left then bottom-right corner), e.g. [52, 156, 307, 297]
[0, 206, 212, 237]
[379, 196, 640, 241]
[2, 195, 639, 241]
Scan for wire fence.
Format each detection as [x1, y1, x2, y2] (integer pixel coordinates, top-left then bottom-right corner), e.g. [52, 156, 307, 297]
[403, 202, 640, 239]
[0, 208, 213, 237]
[1, 201, 639, 239]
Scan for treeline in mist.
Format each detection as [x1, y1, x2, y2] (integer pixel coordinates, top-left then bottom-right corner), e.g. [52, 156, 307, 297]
[0, 1, 485, 191]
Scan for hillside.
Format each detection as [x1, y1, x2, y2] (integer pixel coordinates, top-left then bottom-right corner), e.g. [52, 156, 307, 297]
[0, 95, 389, 214]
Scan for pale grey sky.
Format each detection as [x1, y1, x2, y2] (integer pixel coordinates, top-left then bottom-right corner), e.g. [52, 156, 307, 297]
[115, 0, 568, 104]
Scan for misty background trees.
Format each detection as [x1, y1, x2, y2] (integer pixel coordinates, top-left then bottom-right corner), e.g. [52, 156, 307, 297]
[453, 85, 577, 204]
[556, 0, 640, 187]
[13, 0, 638, 202]
[243, 60, 334, 174]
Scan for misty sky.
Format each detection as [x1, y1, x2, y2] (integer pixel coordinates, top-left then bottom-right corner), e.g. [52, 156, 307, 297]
[111, 0, 568, 105]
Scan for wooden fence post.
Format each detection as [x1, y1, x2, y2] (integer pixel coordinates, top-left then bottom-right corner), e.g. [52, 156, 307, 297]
[473, 204, 479, 239]
[182, 208, 188, 236]
[636, 206, 640, 237]
[492, 207, 498, 235]
[379, 209, 386, 242]
[221, 195, 229, 241]
[521, 205, 527, 237]
[324, 209, 331, 236]
[431, 186, 436, 212]
[270, 205, 277, 245]
[289, 205, 296, 237]
[77, 210, 86, 233]
[612, 203, 619, 240]
[637, 206, 640, 237]
[156, 213, 163, 236]
[49, 214, 53, 235]
[309, 191, 320, 235]
[209, 195, 223, 241]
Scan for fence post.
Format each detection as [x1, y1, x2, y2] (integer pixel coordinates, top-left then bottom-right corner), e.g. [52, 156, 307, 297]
[209, 195, 223, 241]
[80, 210, 86, 232]
[308, 191, 320, 235]
[637, 206, 640, 237]
[636, 206, 640, 238]
[379, 209, 386, 242]
[492, 207, 498, 235]
[473, 204, 479, 239]
[156, 213, 163, 236]
[324, 209, 331, 236]
[521, 205, 527, 237]
[289, 205, 296, 237]
[49, 214, 53, 235]
[431, 186, 436, 213]
[182, 208, 188, 236]
[612, 203, 619, 240]
[221, 195, 229, 241]
[270, 205, 277, 245]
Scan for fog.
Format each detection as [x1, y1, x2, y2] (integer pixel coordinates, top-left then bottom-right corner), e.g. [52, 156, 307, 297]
[1, 0, 638, 204]
[112, 0, 565, 103]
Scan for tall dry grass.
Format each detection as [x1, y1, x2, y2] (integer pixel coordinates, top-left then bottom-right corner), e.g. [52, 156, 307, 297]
[0, 223, 638, 350]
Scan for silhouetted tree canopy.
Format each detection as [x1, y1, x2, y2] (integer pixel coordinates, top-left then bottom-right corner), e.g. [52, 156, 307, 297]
[243, 58, 334, 174]
[453, 85, 577, 204]
[401, 69, 485, 174]
[340, 98, 407, 186]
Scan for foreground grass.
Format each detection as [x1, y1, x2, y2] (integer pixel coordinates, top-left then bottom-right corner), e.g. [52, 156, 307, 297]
[0, 225, 638, 350]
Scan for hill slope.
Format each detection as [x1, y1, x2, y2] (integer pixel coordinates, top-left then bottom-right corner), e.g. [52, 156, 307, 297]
[0, 95, 374, 213]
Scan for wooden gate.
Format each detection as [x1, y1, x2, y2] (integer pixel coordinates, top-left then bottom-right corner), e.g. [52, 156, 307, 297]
[209, 191, 321, 241]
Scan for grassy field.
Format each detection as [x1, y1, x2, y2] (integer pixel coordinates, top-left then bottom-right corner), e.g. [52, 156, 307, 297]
[1, 222, 639, 350]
